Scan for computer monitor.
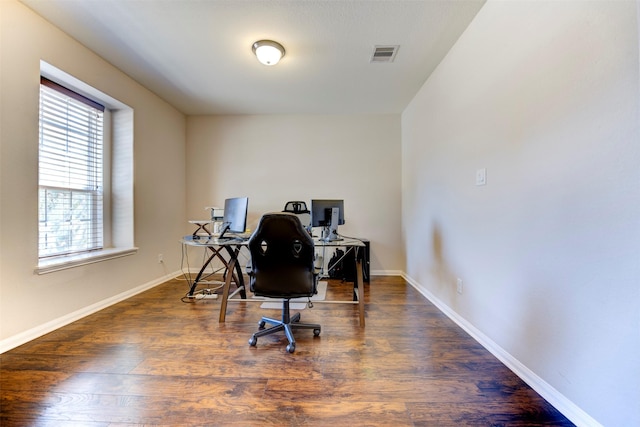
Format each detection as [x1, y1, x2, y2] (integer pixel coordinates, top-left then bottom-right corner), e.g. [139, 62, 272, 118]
[219, 197, 248, 239]
[311, 199, 344, 241]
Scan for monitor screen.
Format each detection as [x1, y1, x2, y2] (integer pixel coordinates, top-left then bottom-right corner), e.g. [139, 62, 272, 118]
[220, 197, 248, 237]
[311, 199, 345, 227]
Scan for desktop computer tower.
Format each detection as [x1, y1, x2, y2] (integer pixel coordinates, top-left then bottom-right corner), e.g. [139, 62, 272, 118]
[341, 239, 369, 283]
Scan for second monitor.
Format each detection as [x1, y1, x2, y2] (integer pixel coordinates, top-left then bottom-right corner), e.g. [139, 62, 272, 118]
[311, 199, 344, 241]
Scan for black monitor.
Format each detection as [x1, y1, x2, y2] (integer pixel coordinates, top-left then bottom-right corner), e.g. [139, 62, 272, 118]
[219, 197, 248, 239]
[311, 199, 344, 241]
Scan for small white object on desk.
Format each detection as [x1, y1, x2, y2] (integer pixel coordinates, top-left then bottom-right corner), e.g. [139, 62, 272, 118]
[205, 206, 224, 220]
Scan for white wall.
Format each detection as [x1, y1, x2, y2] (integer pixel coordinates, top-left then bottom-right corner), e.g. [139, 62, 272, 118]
[0, 0, 187, 346]
[402, 1, 640, 426]
[186, 114, 403, 273]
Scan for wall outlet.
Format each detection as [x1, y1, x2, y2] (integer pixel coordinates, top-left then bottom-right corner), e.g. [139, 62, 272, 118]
[456, 278, 463, 294]
[157, 253, 164, 263]
[476, 168, 487, 186]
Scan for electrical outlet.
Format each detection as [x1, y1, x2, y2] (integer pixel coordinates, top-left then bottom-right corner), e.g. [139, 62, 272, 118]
[476, 168, 486, 186]
[456, 278, 463, 294]
[157, 253, 163, 263]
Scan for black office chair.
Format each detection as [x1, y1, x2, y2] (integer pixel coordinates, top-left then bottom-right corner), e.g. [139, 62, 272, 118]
[247, 212, 321, 353]
[283, 201, 311, 229]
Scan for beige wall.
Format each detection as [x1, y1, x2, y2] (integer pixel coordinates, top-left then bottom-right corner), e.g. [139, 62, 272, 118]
[0, 0, 187, 346]
[186, 114, 403, 273]
[402, 1, 640, 426]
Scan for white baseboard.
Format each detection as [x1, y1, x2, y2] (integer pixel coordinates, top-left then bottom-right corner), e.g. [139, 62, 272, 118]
[370, 269, 403, 276]
[401, 272, 602, 427]
[0, 270, 181, 354]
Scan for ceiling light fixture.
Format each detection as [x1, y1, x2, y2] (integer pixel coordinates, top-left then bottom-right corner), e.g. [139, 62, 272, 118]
[252, 40, 285, 66]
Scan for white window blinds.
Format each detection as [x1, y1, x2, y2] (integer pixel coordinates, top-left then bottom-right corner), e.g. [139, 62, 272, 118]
[38, 77, 105, 259]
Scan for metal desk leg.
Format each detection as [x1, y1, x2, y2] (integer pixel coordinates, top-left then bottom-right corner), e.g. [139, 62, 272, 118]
[356, 257, 365, 327]
[224, 246, 246, 299]
[219, 255, 237, 323]
[188, 246, 224, 296]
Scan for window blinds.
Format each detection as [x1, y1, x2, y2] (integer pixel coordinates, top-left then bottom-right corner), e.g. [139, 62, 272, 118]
[38, 77, 105, 258]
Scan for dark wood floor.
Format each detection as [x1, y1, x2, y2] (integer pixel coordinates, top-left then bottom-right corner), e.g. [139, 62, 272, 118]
[1, 275, 573, 426]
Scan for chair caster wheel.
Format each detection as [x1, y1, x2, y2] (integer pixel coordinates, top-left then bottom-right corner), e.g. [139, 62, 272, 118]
[249, 336, 257, 346]
[258, 320, 265, 329]
[313, 328, 321, 337]
[286, 343, 295, 353]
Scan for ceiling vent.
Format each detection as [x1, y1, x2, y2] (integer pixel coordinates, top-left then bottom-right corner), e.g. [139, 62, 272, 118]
[370, 45, 399, 63]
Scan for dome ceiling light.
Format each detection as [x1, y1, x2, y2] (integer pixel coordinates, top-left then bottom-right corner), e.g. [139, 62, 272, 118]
[252, 40, 285, 66]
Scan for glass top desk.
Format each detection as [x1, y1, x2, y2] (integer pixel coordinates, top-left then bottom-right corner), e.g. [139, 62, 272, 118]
[181, 235, 367, 326]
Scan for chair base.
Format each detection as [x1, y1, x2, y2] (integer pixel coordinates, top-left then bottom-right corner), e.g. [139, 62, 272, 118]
[248, 300, 321, 353]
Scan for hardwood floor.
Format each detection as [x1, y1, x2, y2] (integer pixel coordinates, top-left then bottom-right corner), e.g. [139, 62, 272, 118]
[1, 275, 573, 426]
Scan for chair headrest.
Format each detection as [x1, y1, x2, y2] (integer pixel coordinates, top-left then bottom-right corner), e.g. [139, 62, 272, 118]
[283, 201, 310, 214]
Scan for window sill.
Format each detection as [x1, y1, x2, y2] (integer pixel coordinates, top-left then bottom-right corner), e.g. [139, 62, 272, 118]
[35, 247, 138, 275]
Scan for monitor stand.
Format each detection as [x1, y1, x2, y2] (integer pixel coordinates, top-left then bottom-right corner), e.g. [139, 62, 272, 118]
[218, 222, 231, 239]
[321, 207, 343, 242]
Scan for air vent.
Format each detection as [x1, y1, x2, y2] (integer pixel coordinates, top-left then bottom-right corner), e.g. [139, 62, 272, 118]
[371, 45, 399, 63]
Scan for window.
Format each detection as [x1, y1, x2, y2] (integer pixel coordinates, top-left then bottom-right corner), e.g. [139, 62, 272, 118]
[39, 77, 105, 258]
[36, 62, 136, 274]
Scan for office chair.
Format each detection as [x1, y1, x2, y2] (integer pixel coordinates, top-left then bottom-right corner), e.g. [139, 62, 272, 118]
[282, 201, 311, 229]
[247, 212, 321, 353]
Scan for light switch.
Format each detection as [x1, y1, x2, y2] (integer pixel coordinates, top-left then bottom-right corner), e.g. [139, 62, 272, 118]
[476, 168, 486, 186]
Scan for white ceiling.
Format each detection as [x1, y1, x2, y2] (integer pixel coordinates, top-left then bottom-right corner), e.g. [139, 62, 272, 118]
[21, 0, 485, 115]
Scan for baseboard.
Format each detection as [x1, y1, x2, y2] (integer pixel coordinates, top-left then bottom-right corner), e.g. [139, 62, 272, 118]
[0, 270, 181, 354]
[401, 272, 602, 427]
[370, 269, 403, 276]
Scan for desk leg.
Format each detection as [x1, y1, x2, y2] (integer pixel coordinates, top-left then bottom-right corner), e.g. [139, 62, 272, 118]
[356, 257, 365, 327]
[219, 256, 237, 323]
[188, 247, 223, 296]
[224, 246, 246, 299]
